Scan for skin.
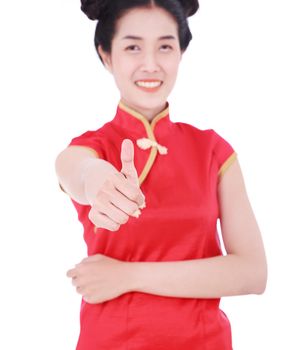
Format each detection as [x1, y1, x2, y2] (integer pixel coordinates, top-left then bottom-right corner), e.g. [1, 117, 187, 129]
[66, 6, 267, 304]
[98, 6, 183, 121]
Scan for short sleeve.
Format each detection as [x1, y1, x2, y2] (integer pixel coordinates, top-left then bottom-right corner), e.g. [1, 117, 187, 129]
[58, 130, 105, 194]
[212, 130, 237, 182]
[68, 130, 105, 159]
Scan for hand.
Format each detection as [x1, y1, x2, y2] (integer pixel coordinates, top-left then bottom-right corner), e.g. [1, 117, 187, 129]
[66, 253, 133, 304]
[88, 139, 146, 232]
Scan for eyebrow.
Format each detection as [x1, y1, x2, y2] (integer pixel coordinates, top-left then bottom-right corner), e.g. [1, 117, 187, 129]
[122, 35, 176, 40]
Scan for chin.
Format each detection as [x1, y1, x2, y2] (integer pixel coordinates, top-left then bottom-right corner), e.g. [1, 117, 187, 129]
[135, 96, 167, 108]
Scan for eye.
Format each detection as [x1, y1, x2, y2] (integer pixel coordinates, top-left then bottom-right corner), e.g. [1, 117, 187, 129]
[125, 45, 140, 52]
[160, 44, 173, 51]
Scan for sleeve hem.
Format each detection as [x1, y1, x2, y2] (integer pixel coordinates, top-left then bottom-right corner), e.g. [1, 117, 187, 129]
[58, 146, 101, 195]
[59, 182, 70, 195]
[218, 151, 237, 179]
[67, 145, 101, 158]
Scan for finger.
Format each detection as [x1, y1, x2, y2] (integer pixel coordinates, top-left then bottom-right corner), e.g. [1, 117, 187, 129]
[132, 208, 141, 218]
[89, 208, 121, 231]
[120, 139, 139, 186]
[105, 186, 140, 218]
[92, 187, 138, 220]
[139, 200, 146, 209]
[111, 172, 145, 208]
[72, 277, 78, 286]
[83, 295, 90, 303]
[66, 269, 76, 278]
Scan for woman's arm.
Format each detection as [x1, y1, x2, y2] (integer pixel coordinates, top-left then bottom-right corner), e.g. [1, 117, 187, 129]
[55, 146, 118, 205]
[127, 159, 268, 298]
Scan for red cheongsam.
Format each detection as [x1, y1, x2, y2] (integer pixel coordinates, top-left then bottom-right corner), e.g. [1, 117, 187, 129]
[60, 99, 237, 350]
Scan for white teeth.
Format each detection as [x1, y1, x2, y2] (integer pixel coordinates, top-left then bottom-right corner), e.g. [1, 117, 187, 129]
[135, 81, 162, 88]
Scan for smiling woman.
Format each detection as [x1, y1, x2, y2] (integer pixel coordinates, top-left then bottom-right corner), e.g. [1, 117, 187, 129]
[55, 1, 267, 350]
[96, 3, 186, 120]
[83, 0, 197, 121]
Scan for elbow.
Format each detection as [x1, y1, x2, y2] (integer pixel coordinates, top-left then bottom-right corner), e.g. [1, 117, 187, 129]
[251, 278, 267, 295]
[246, 259, 268, 295]
[55, 151, 65, 178]
[254, 266, 268, 295]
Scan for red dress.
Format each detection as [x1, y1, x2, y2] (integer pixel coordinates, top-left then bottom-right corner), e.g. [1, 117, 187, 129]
[62, 99, 237, 349]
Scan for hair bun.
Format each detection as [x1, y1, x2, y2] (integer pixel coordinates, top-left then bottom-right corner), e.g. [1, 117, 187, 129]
[80, 0, 109, 21]
[178, 0, 199, 17]
[81, 0, 199, 21]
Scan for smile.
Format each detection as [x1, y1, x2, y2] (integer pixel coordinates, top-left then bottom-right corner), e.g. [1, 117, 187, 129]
[135, 80, 163, 88]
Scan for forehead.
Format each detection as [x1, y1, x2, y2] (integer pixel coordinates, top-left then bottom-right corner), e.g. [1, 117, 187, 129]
[114, 6, 178, 39]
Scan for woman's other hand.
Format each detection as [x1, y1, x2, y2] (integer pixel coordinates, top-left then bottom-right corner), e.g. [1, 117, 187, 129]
[66, 253, 134, 304]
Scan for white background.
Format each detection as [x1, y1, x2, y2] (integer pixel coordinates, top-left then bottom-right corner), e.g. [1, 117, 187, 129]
[1, 0, 281, 349]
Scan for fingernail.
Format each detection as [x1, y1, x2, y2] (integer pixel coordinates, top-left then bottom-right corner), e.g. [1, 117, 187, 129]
[132, 209, 141, 218]
[139, 201, 146, 209]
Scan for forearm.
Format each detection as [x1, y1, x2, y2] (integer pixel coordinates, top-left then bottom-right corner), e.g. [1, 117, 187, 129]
[55, 147, 118, 205]
[128, 254, 265, 298]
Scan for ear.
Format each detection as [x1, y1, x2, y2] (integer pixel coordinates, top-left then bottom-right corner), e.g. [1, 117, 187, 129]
[98, 45, 113, 73]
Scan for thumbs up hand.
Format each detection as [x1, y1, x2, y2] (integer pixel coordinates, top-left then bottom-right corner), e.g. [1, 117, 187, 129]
[120, 139, 146, 216]
[87, 139, 146, 232]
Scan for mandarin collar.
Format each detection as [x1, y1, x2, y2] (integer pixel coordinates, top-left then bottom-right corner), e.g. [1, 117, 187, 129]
[111, 99, 172, 137]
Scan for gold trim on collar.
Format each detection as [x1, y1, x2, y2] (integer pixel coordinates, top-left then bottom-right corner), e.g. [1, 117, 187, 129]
[118, 100, 169, 129]
[118, 99, 169, 187]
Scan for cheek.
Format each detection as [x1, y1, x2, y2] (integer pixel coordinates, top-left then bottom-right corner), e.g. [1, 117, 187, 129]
[113, 52, 134, 72]
[122, 61, 137, 79]
[114, 60, 136, 85]
[164, 62, 180, 83]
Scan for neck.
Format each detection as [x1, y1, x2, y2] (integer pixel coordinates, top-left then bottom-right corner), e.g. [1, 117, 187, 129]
[120, 98, 167, 122]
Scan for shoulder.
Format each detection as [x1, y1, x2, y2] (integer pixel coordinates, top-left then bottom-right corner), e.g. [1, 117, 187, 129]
[70, 121, 111, 140]
[68, 117, 118, 144]
[67, 122, 112, 159]
[175, 121, 237, 179]
[175, 121, 225, 147]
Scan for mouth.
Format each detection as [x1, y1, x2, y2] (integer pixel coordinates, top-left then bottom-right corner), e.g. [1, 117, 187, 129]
[134, 80, 163, 92]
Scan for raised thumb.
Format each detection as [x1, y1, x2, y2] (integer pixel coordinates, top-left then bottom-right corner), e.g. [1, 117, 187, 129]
[120, 139, 139, 186]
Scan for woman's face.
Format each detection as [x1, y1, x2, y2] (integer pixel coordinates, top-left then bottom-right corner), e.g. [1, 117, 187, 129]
[98, 6, 183, 119]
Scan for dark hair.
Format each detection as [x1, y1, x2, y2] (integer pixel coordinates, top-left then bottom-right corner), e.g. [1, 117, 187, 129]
[80, 0, 199, 65]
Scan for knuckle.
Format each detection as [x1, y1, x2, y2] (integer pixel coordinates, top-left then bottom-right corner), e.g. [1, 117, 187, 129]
[88, 208, 98, 224]
[131, 186, 142, 201]
[76, 286, 82, 293]
[96, 190, 109, 203]
[122, 215, 129, 224]
[97, 184, 113, 199]
[111, 172, 124, 183]
[110, 223, 120, 231]
[115, 210, 129, 225]
[131, 202, 139, 212]
[88, 209, 107, 230]
[88, 211, 95, 224]
[118, 214, 128, 225]
[104, 178, 115, 190]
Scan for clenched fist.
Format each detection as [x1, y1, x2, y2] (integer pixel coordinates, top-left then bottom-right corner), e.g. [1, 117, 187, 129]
[87, 139, 146, 232]
[66, 253, 134, 304]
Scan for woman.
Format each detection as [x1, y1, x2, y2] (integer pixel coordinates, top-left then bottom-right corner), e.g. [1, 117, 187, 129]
[55, 1, 267, 349]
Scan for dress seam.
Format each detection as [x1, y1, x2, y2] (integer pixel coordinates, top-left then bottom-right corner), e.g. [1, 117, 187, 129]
[200, 300, 208, 350]
[126, 296, 129, 350]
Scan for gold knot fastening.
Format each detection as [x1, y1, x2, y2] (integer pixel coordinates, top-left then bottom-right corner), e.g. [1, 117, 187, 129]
[136, 138, 168, 155]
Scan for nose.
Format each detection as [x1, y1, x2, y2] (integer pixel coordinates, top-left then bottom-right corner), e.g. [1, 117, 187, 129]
[140, 51, 160, 72]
